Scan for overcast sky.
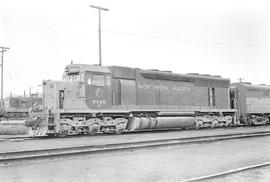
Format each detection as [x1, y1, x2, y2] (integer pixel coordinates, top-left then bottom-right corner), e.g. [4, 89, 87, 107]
[1, 0, 270, 96]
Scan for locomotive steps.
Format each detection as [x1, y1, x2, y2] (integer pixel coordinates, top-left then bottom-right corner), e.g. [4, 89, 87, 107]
[1, 130, 270, 165]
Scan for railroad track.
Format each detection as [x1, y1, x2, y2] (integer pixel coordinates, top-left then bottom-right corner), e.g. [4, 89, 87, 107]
[1, 130, 270, 165]
[183, 161, 270, 182]
[0, 128, 184, 142]
[1, 125, 269, 142]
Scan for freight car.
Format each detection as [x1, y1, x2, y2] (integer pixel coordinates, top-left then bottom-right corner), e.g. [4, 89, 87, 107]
[28, 64, 237, 136]
[0, 95, 42, 119]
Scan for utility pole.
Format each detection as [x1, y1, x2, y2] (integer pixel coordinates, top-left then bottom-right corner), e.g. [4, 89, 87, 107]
[90, 5, 109, 66]
[238, 78, 244, 83]
[0, 47, 9, 107]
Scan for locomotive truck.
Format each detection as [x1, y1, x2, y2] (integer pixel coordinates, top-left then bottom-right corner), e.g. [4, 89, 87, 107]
[28, 64, 269, 136]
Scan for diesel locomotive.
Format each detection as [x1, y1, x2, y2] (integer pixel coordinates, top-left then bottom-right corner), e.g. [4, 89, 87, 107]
[28, 64, 270, 136]
[230, 83, 270, 125]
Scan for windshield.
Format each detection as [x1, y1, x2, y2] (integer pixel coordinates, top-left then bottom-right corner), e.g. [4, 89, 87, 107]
[91, 75, 105, 86]
[87, 74, 111, 86]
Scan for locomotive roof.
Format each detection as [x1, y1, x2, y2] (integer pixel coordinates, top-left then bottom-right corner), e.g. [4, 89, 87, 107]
[139, 69, 229, 82]
[108, 65, 229, 81]
[66, 64, 230, 87]
[66, 64, 112, 74]
[139, 70, 230, 88]
[231, 83, 270, 90]
[108, 65, 230, 87]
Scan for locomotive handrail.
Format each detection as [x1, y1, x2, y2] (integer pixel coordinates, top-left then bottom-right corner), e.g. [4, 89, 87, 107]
[234, 98, 241, 120]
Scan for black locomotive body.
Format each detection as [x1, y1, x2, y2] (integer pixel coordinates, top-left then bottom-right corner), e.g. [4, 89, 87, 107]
[230, 83, 270, 125]
[29, 64, 238, 136]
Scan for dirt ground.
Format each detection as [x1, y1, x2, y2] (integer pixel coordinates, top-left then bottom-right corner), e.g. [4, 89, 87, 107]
[1, 126, 270, 153]
[1, 135, 270, 182]
[204, 165, 270, 182]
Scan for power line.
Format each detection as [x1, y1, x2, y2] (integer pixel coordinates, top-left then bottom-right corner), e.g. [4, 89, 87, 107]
[104, 30, 270, 47]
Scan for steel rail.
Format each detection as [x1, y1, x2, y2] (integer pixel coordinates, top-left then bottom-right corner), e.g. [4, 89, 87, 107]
[1, 125, 269, 142]
[0, 128, 187, 141]
[183, 161, 270, 182]
[1, 131, 270, 164]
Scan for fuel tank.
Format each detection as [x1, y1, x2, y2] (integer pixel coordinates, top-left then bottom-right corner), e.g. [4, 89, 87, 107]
[127, 116, 195, 131]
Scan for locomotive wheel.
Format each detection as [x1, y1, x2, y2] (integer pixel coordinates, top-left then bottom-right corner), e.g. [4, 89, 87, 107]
[57, 131, 68, 137]
[114, 130, 123, 135]
[211, 120, 219, 128]
[88, 130, 97, 136]
[47, 133, 56, 137]
[195, 119, 203, 129]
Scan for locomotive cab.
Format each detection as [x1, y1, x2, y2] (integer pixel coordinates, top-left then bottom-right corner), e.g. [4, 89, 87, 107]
[85, 71, 112, 108]
[63, 64, 113, 109]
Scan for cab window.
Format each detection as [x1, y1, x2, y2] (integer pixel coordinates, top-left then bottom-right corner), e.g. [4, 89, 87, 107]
[92, 75, 105, 86]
